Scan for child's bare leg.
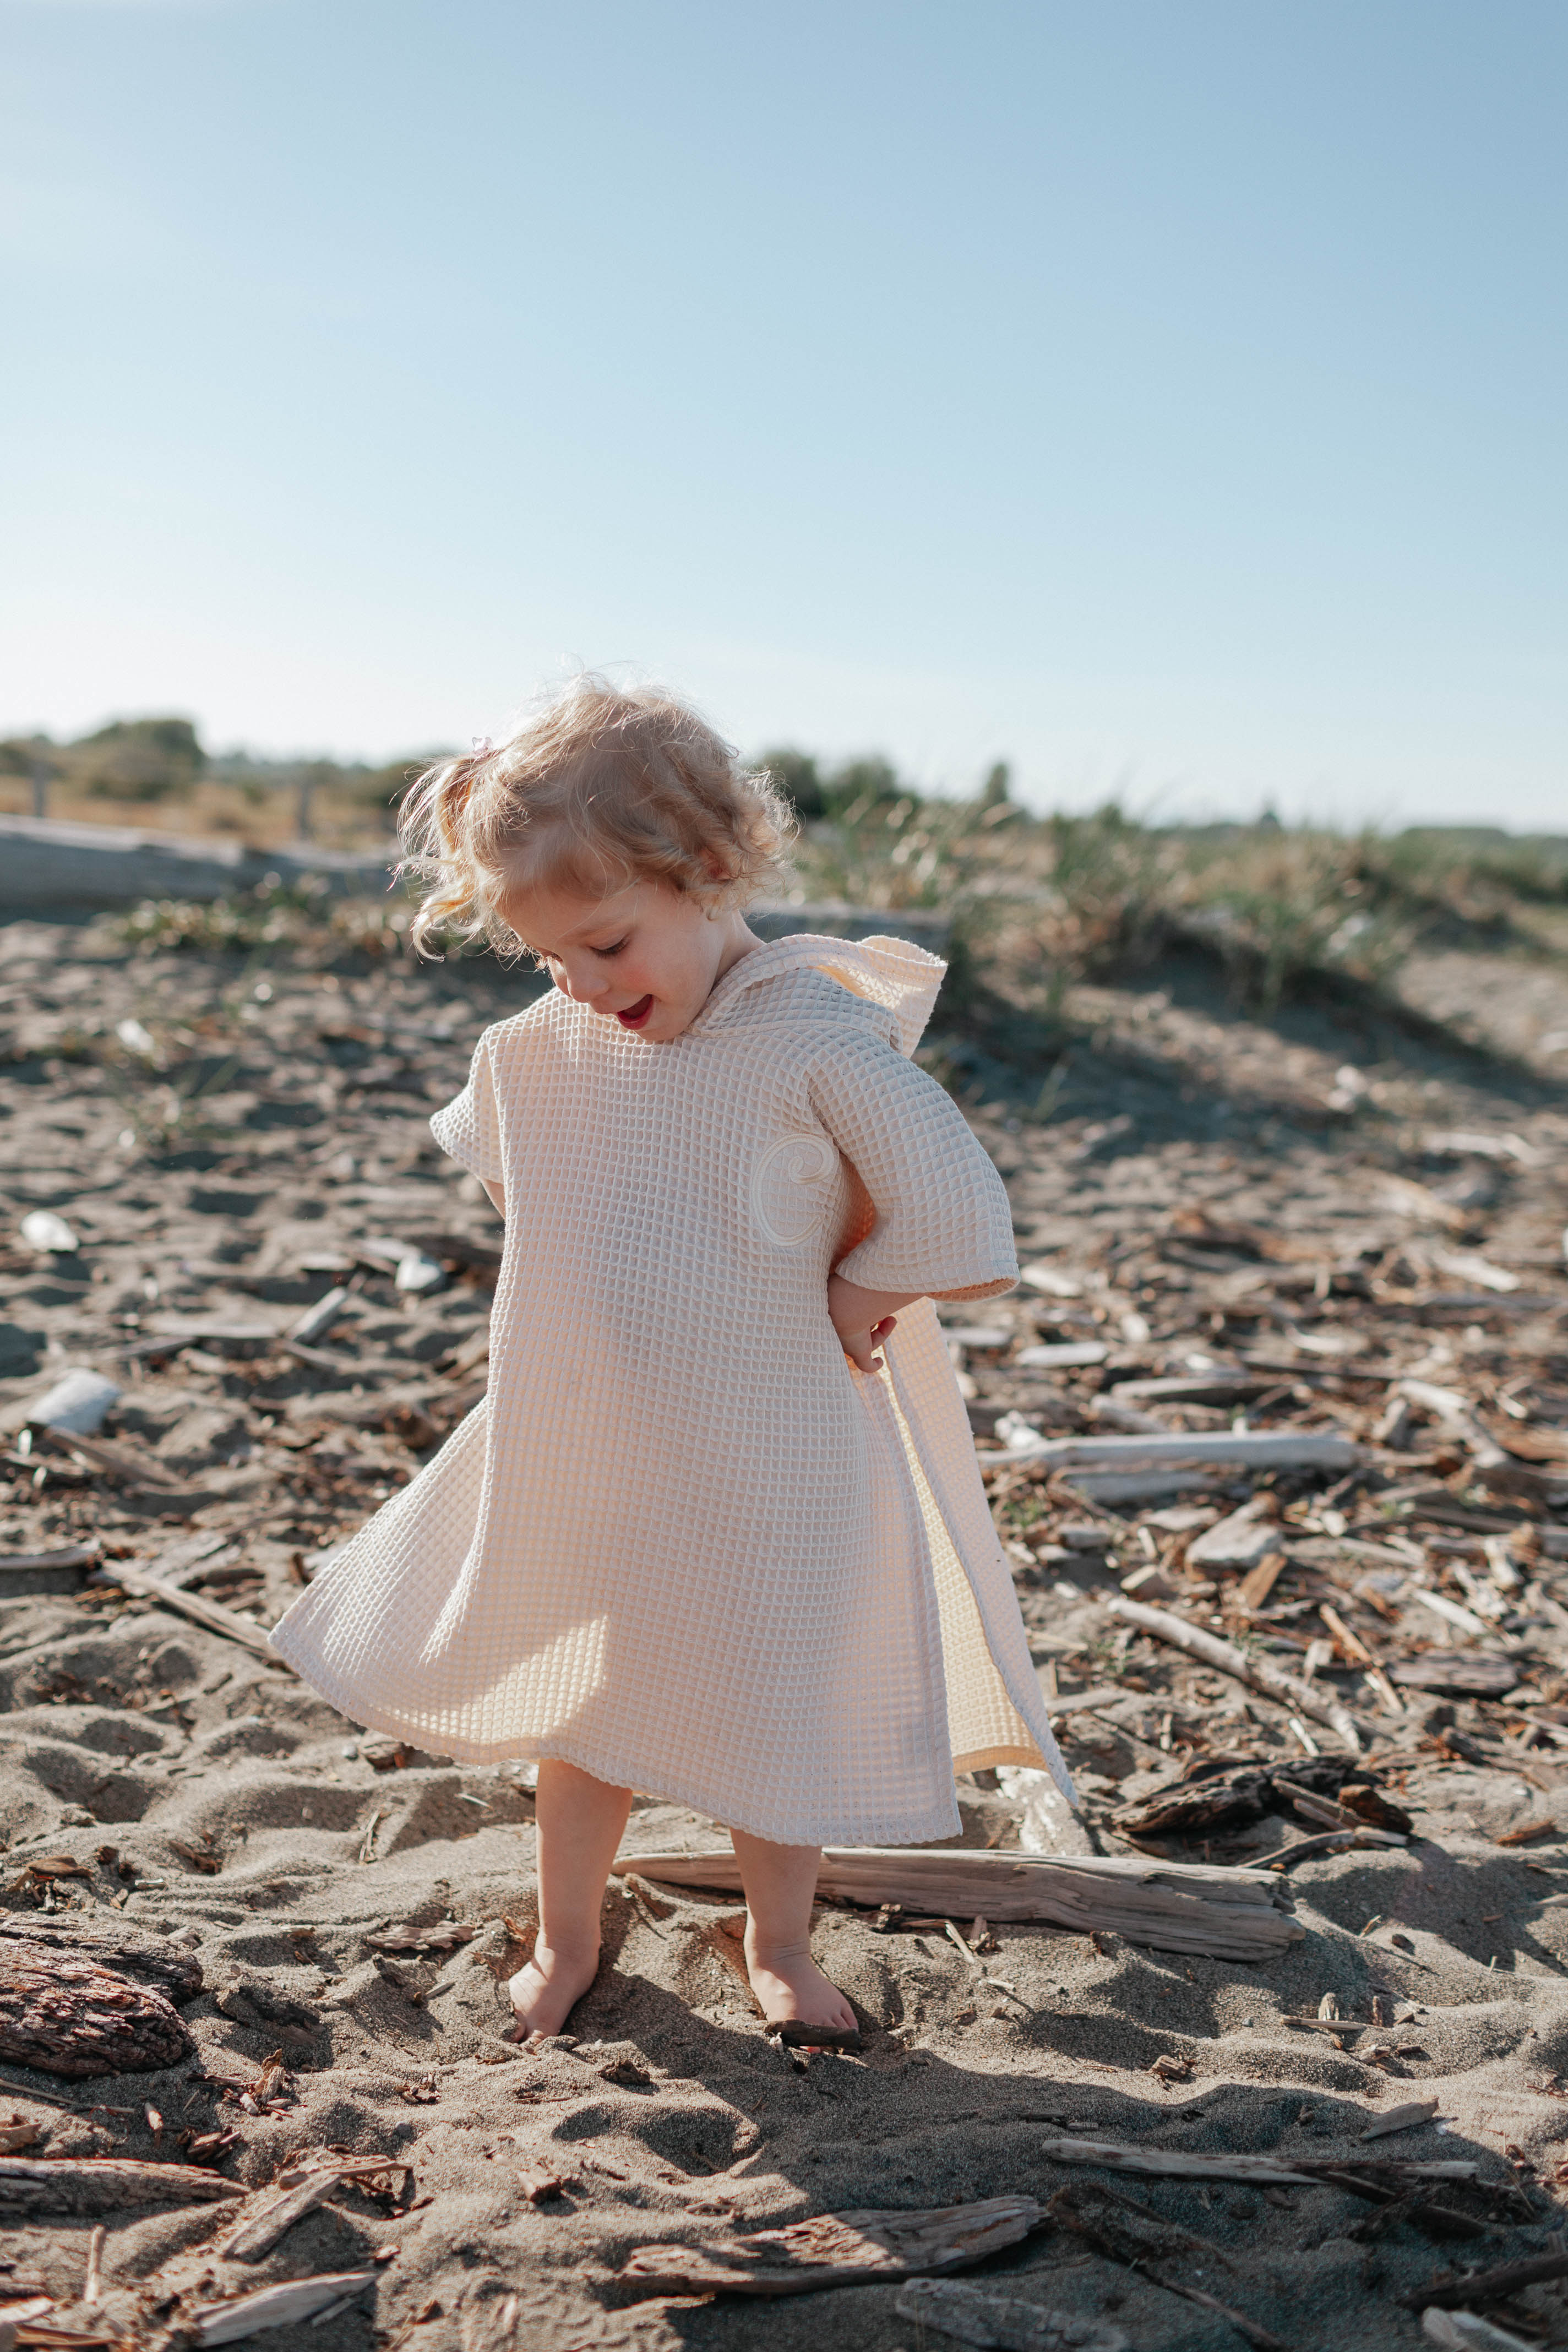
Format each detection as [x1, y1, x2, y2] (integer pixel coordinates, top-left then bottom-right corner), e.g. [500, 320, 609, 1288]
[509, 1760, 632, 2037]
[731, 1829, 856, 2034]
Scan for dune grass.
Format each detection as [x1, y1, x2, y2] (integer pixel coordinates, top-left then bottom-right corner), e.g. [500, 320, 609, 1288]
[787, 795, 1568, 1020]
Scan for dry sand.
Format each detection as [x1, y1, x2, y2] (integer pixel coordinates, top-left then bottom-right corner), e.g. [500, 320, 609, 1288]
[2, 910, 1568, 2350]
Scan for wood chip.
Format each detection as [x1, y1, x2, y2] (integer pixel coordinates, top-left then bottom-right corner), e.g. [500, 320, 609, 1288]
[1237, 1554, 1287, 1611]
[514, 2157, 567, 2203]
[189, 2268, 378, 2344]
[220, 2168, 342, 2261]
[1389, 1655, 1520, 1697]
[1361, 2099, 1439, 2139]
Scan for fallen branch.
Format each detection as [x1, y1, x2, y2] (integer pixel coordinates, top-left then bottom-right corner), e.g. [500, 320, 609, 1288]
[614, 1848, 1302, 1963]
[1041, 2138, 1318, 2186]
[90, 1559, 280, 1663]
[1038, 2138, 1477, 2188]
[1107, 1596, 1371, 1750]
[1250, 1830, 1405, 1869]
[1046, 2179, 1289, 2351]
[1402, 2245, 1568, 2311]
[1157, 2280, 1291, 2352]
[989, 1432, 1359, 1473]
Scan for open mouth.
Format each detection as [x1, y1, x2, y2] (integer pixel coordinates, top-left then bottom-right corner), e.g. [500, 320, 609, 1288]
[616, 995, 655, 1030]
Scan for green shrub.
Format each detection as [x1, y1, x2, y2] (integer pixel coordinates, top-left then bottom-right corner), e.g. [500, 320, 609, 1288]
[76, 717, 205, 802]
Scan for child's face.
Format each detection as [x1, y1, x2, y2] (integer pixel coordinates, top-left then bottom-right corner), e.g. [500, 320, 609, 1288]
[501, 876, 743, 1044]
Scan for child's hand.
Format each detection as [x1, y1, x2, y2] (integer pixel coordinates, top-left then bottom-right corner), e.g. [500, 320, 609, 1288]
[827, 1273, 923, 1374]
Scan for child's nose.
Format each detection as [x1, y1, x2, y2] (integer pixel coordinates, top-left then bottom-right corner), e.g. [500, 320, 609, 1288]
[558, 962, 607, 1005]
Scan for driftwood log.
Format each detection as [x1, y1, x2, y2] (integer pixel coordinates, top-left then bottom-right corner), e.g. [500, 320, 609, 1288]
[1107, 1596, 1371, 1749]
[619, 2193, 1042, 2298]
[0, 1939, 193, 2078]
[0, 1921, 202, 2005]
[613, 1849, 1303, 1962]
[0, 2153, 241, 2214]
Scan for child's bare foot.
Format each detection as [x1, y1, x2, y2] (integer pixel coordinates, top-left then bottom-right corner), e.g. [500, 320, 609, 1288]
[508, 1939, 598, 2038]
[743, 1931, 857, 2039]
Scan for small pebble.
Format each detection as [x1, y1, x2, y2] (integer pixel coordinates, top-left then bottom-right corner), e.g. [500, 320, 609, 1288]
[20, 1209, 79, 1253]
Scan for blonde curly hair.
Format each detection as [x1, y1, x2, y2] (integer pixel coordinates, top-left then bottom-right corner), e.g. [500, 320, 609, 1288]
[399, 675, 795, 958]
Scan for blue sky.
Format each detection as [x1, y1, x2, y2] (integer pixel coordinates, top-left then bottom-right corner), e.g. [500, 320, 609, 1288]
[3, 0, 1564, 825]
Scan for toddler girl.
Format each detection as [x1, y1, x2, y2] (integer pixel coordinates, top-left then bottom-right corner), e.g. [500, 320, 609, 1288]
[272, 677, 1071, 2040]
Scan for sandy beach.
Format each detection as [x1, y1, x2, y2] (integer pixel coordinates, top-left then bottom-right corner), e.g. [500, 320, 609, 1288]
[4, 908, 1568, 2350]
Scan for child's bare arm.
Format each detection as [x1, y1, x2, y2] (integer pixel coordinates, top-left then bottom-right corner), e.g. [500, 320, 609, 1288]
[482, 1179, 506, 1219]
[827, 1272, 923, 1374]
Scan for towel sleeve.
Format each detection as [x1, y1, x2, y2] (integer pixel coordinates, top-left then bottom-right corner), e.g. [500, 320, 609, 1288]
[807, 1031, 1019, 1301]
[429, 1029, 504, 1183]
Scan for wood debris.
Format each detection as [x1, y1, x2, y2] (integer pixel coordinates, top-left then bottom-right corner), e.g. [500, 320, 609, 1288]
[219, 2168, 344, 2261]
[187, 2268, 378, 2344]
[88, 1559, 279, 1662]
[1403, 2244, 1568, 2310]
[618, 2192, 1043, 2297]
[1362, 2099, 1441, 2138]
[0, 1942, 193, 2078]
[894, 2278, 1129, 2350]
[1107, 1596, 1370, 1749]
[0, 2155, 242, 2214]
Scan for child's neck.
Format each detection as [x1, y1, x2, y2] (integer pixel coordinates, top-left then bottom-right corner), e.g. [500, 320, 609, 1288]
[711, 912, 763, 990]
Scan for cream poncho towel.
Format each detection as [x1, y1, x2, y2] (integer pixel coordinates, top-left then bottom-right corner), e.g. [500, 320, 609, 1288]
[271, 932, 1072, 1845]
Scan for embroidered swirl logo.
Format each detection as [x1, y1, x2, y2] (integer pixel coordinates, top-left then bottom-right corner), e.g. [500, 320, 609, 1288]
[750, 1132, 837, 1248]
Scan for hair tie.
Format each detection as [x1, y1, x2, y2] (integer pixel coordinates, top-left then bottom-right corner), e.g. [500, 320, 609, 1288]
[471, 734, 494, 758]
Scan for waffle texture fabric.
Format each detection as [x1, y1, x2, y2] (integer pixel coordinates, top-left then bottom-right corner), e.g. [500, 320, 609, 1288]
[271, 932, 1073, 1844]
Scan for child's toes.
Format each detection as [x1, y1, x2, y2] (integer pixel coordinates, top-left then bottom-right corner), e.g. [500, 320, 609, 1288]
[507, 1963, 545, 2029]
